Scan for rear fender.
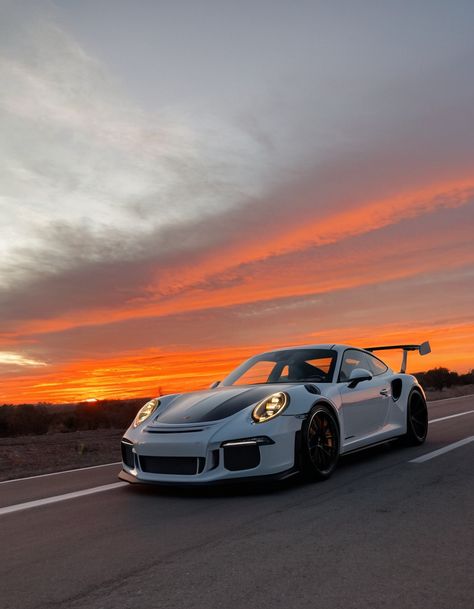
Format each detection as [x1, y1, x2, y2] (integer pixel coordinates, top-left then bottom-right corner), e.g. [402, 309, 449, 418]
[387, 374, 424, 433]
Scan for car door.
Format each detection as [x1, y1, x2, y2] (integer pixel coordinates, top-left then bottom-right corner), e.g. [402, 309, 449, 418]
[338, 349, 391, 444]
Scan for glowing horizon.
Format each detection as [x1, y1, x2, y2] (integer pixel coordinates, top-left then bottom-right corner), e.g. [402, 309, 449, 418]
[2, 322, 473, 404]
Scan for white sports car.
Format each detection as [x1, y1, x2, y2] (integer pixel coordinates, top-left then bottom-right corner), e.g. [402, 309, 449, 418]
[119, 342, 430, 486]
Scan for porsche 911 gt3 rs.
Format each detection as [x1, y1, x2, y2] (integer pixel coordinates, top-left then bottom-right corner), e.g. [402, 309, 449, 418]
[119, 342, 431, 485]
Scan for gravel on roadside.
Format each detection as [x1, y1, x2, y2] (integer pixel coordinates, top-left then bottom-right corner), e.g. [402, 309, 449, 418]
[0, 429, 123, 482]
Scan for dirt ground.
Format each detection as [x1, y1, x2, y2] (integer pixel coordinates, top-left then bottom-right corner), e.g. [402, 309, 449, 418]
[0, 429, 123, 482]
[424, 384, 474, 401]
[1, 386, 473, 482]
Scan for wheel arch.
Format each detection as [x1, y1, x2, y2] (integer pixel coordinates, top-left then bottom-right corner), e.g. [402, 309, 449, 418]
[411, 381, 427, 400]
[404, 383, 428, 444]
[298, 398, 341, 480]
[309, 397, 340, 423]
[304, 398, 342, 449]
[405, 382, 427, 419]
[392, 374, 426, 421]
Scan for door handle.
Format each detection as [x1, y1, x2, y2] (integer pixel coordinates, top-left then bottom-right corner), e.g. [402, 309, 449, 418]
[380, 388, 390, 397]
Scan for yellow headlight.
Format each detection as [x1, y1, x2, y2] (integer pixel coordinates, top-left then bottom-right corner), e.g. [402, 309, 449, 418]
[133, 398, 160, 428]
[252, 392, 289, 423]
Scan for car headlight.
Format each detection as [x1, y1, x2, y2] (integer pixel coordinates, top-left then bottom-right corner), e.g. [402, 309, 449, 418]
[252, 392, 289, 423]
[133, 398, 160, 428]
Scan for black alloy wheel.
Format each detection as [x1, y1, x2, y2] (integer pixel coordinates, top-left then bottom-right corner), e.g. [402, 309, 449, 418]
[405, 389, 428, 445]
[301, 405, 340, 481]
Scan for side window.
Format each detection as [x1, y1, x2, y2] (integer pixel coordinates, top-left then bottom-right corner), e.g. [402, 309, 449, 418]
[367, 353, 388, 376]
[232, 360, 276, 385]
[305, 357, 333, 375]
[339, 350, 373, 382]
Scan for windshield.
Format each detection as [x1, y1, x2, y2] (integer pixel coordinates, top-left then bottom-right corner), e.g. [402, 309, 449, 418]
[221, 349, 337, 386]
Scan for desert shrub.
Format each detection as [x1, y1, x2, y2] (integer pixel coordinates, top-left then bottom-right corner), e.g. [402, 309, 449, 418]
[0, 398, 148, 437]
[63, 415, 78, 432]
[74, 404, 111, 430]
[0, 404, 52, 436]
[458, 370, 474, 385]
[95, 398, 149, 428]
[0, 406, 11, 436]
[415, 367, 461, 391]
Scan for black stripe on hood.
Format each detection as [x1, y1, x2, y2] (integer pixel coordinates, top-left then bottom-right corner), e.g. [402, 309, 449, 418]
[155, 386, 281, 424]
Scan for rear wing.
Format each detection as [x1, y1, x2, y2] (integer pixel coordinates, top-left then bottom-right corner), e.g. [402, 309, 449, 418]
[364, 341, 431, 373]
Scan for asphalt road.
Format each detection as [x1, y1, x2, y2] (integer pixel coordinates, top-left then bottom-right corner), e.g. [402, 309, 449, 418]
[1, 396, 473, 609]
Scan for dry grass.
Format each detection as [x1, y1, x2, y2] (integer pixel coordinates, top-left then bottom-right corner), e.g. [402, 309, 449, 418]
[425, 384, 474, 401]
[0, 429, 123, 482]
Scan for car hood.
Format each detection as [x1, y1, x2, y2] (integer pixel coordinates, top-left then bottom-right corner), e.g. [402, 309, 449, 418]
[152, 385, 293, 424]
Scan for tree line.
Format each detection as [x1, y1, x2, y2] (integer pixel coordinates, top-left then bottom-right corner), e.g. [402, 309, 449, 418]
[414, 367, 474, 392]
[0, 398, 150, 437]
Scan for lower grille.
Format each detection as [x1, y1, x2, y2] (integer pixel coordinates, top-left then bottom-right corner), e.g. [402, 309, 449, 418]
[139, 455, 205, 475]
[121, 440, 135, 468]
[223, 444, 260, 471]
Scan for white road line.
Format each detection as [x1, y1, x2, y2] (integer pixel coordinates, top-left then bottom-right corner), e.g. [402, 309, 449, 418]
[429, 410, 474, 424]
[0, 462, 122, 485]
[0, 482, 126, 516]
[428, 393, 474, 404]
[410, 436, 474, 463]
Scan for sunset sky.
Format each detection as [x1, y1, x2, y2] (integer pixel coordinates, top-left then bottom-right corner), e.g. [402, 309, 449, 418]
[1, 0, 473, 403]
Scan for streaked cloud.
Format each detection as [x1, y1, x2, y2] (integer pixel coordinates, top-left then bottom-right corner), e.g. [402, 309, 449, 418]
[0, 352, 47, 367]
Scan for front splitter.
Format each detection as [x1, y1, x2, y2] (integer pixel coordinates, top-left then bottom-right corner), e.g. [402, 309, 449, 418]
[118, 467, 298, 487]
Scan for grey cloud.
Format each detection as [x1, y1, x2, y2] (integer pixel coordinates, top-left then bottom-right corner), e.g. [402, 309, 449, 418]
[1, 154, 473, 328]
[0, 11, 275, 283]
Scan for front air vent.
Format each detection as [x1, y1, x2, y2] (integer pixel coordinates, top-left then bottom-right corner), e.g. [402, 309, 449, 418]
[139, 456, 205, 475]
[209, 449, 220, 471]
[146, 423, 213, 433]
[121, 439, 135, 468]
[223, 444, 260, 471]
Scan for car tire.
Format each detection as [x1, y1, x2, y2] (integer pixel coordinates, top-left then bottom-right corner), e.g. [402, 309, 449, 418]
[404, 389, 428, 445]
[300, 404, 340, 481]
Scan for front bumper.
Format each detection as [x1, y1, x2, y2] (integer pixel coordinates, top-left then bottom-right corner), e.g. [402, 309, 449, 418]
[119, 412, 302, 486]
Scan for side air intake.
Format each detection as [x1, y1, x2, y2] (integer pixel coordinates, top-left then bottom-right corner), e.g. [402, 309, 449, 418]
[391, 378, 403, 401]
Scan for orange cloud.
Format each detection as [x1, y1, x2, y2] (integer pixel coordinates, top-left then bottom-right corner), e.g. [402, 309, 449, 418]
[1, 319, 473, 404]
[152, 178, 474, 294]
[309, 320, 474, 373]
[3, 184, 472, 343]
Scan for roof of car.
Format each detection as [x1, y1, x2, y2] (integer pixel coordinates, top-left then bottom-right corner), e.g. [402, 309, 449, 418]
[262, 344, 359, 354]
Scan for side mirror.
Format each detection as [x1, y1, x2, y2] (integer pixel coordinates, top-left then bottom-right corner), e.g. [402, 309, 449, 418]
[347, 368, 373, 388]
[209, 380, 221, 389]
